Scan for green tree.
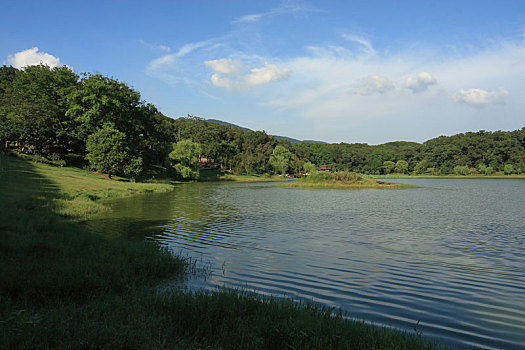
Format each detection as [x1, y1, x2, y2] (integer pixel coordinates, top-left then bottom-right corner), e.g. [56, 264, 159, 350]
[414, 160, 431, 174]
[303, 161, 317, 174]
[382, 160, 396, 174]
[269, 145, 292, 174]
[504, 164, 514, 175]
[86, 126, 142, 178]
[1, 65, 80, 157]
[66, 74, 143, 143]
[217, 141, 238, 171]
[484, 166, 495, 176]
[477, 163, 487, 175]
[453, 165, 470, 176]
[169, 139, 201, 180]
[395, 160, 409, 174]
[371, 148, 396, 174]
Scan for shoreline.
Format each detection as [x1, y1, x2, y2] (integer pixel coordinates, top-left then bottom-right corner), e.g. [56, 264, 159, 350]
[279, 180, 417, 189]
[0, 154, 441, 349]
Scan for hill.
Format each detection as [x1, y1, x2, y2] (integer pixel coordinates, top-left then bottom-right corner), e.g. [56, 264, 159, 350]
[206, 119, 326, 144]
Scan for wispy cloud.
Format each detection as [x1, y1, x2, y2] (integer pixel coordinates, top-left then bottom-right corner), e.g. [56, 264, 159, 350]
[233, 1, 325, 24]
[352, 75, 395, 95]
[175, 40, 215, 57]
[139, 39, 171, 52]
[145, 39, 219, 83]
[6, 47, 62, 69]
[341, 33, 376, 56]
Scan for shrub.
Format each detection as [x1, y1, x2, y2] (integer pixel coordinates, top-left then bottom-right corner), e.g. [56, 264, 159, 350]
[453, 165, 470, 176]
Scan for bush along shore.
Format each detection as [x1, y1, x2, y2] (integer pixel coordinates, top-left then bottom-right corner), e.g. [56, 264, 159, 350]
[282, 171, 418, 189]
[0, 154, 442, 349]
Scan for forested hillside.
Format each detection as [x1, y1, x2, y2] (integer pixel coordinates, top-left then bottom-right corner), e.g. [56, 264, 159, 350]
[1, 64, 523, 177]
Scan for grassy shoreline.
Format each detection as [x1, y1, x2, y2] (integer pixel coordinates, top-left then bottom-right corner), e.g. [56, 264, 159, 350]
[365, 173, 525, 179]
[198, 169, 288, 182]
[283, 171, 418, 189]
[0, 154, 441, 349]
[281, 179, 417, 189]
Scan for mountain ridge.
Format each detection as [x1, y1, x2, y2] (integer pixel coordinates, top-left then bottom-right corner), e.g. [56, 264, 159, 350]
[206, 119, 326, 144]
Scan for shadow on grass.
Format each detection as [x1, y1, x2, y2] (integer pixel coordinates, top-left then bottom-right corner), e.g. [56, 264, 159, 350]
[198, 169, 234, 181]
[0, 154, 185, 348]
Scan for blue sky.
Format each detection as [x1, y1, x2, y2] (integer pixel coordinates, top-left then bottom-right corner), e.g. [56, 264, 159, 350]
[2, 0, 525, 144]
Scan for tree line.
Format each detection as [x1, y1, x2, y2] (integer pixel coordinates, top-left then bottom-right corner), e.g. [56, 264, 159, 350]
[1, 64, 523, 179]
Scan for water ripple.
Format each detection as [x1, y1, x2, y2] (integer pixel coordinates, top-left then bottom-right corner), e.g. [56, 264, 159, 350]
[88, 179, 525, 349]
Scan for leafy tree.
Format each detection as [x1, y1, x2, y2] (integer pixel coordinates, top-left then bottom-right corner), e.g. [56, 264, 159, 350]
[303, 161, 317, 173]
[484, 166, 495, 176]
[217, 141, 238, 171]
[477, 163, 487, 175]
[169, 139, 201, 180]
[1, 65, 80, 157]
[269, 145, 292, 174]
[504, 164, 514, 175]
[395, 160, 409, 174]
[66, 74, 143, 143]
[382, 161, 396, 174]
[0, 65, 18, 93]
[371, 148, 396, 174]
[414, 160, 431, 174]
[453, 165, 470, 176]
[86, 126, 142, 178]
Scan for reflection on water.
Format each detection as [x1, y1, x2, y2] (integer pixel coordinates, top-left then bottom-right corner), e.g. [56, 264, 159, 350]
[87, 179, 525, 350]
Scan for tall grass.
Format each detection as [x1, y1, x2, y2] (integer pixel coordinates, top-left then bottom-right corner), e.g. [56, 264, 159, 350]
[302, 170, 363, 184]
[286, 170, 414, 189]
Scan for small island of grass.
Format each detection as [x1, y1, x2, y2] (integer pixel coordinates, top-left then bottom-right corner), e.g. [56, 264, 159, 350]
[281, 171, 417, 189]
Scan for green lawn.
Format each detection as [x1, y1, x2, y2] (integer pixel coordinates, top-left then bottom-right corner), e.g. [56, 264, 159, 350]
[0, 154, 443, 349]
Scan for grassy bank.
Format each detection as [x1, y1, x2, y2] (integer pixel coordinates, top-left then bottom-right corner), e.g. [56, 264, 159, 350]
[283, 171, 417, 189]
[365, 173, 525, 179]
[0, 154, 440, 349]
[199, 169, 286, 182]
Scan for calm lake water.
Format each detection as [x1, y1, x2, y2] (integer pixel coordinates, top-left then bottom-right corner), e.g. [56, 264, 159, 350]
[87, 178, 525, 349]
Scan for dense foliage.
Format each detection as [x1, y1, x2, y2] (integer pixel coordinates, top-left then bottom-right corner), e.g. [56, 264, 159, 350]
[1, 64, 523, 177]
[169, 139, 201, 180]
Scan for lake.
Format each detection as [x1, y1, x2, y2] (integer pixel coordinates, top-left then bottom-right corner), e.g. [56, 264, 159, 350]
[87, 178, 525, 349]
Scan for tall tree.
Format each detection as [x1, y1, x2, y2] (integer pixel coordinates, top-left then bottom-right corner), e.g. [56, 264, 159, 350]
[269, 145, 292, 174]
[85, 126, 142, 178]
[169, 139, 201, 180]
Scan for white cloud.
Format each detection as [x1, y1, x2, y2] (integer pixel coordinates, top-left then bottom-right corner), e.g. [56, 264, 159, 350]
[403, 72, 437, 93]
[341, 34, 376, 56]
[175, 40, 215, 57]
[205, 59, 245, 75]
[235, 13, 266, 23]
[205, 59, 290, 91]
[147, 54, 176, 72]
[353, 75, 394, 95]
[143, 13, 525, 143]
[245, 63, 290, 86]
[139, 39, 171, 52]
[233, 2, 324, 24]
[452, 88, 509, 106]
[6, 47, 61, 69]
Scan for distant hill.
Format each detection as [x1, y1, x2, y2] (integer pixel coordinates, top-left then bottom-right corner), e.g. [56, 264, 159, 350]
[206, 119, 251, 132]
[206, 119, 326, 144]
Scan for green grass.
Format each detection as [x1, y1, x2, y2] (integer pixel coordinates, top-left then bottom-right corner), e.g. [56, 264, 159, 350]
[365, 173, 525, 179]
[0, 154, 441, 349]
[283, 171, 417, 189]
[199, 169, 285, 182]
